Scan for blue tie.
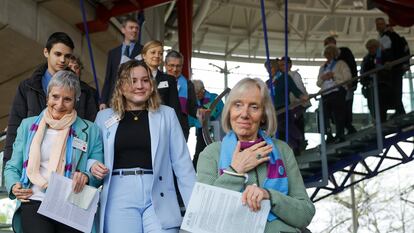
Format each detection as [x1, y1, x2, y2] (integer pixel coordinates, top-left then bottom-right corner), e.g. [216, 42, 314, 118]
[124, 45, 130, 58]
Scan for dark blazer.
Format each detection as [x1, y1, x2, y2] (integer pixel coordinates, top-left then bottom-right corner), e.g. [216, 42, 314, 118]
[154, 70, 187, 136]
[4, 63, 98, 163]
[338, 47, 358, 78]
[100, 43, 143, 105]
[182, 80, 197, 139]
[338, 47, 358, 89]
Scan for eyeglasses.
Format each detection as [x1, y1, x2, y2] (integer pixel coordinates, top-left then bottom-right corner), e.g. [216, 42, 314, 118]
[167, 64, 183, 69]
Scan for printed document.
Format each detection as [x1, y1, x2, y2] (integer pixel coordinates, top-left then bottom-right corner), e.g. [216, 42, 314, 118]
[181, 182, 270, 233]
[38, 173, 99, 233]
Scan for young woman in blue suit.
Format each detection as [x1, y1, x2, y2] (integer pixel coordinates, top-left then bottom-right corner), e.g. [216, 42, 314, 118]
[90, 60, 195, 233]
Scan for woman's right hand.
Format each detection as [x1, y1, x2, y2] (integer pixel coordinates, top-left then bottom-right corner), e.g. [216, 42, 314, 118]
[321, 72, 334, 81]
[91, 161, 109, 180]
[12, 182, 32, 202]
[231, 141, 272, 174]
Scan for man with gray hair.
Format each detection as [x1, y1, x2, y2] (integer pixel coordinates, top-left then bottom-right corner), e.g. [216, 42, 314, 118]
[165, 50, 197, 141]
[375, 17, 406, 116]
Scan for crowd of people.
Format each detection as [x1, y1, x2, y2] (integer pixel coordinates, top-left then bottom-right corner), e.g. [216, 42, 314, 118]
[1, 14, 410, 233]
[264, 17, 408, 147]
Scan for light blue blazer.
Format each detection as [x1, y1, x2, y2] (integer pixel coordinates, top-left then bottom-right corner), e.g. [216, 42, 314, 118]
[93, 106, 196, 233]
[5, 116, 104, 233]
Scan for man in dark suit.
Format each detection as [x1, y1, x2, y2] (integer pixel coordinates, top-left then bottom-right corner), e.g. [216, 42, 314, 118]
[100, 16, 143, 110]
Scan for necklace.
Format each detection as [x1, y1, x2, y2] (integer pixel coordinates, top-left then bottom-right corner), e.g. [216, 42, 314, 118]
[129, 110, 144, 121]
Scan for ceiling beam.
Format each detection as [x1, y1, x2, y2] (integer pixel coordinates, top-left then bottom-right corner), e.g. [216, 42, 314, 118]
[317, 0, 329, 9]
[349, 17, 358, 35]
[343, 16, 351, 34]
[210, 0, 384, 17]
[225, 6, 236, 55]
[192, 51, 328, 66]
[193, 0, 212, 33]
[194, 24, 383, 42]
[224, 10, 275, 57]
[275, 11, 304, 39]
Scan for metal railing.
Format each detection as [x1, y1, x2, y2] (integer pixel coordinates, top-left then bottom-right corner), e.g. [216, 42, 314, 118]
[304, 54, 413, 188]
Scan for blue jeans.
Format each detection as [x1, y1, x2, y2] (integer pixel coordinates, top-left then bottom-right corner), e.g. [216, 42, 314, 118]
[104, 168, 179, 233]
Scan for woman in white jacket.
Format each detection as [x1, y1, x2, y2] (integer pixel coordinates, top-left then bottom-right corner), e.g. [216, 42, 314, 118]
[317, 45, 352, 143]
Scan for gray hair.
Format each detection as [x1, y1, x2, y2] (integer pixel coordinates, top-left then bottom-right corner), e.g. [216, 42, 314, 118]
[221, 78, 277, 136]
[192, 79, 205, 94]
[47, 70, 81, 102]
[165, 50, 183, 64]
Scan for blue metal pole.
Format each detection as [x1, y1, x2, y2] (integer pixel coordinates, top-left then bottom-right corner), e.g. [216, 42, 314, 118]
[259, 0, 274, 99]
[80, 0, 101, 100]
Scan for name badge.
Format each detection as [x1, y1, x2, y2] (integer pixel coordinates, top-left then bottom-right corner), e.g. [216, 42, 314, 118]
[158, 81, 169, 89]
[105, 115, 120, 128]
[73, 137, 88, 152]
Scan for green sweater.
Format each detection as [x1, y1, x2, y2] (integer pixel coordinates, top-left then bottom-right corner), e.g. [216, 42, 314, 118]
[197, 139, 315, 233]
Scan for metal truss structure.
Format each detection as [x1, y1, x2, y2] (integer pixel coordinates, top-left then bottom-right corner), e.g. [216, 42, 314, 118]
[308, 125, 414, 202]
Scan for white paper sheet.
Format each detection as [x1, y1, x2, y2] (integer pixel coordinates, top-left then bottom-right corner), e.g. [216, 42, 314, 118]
[37, 173, 99, 233]
[181, 182, 270, 233]
[67, 184, 98, 210]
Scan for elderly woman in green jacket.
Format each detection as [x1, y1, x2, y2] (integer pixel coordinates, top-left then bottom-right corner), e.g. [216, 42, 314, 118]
[197, 78, 315, 233]
[5, 70, 103, 233]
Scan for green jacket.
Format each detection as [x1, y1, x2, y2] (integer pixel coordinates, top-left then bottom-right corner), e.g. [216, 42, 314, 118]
[4, 116, 104, 233]
[197, 139, 315, 233]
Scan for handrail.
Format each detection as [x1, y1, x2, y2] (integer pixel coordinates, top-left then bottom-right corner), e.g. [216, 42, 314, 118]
[276, 54, 413, 115]
[303, 55, 413, 188]
[202, 88, 231, 145]
[315, 54, 412, 98]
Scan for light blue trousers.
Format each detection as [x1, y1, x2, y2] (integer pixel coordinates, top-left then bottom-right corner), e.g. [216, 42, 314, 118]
[104, 168, 179, 233]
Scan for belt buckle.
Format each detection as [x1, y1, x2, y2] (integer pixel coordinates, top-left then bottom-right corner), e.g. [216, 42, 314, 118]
[135, 170, 143, 175]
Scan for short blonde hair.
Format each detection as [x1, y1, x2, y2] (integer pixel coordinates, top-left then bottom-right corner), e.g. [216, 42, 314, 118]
[221, 78, 277, 136]
[110, 60, 161, 119]
[142, 40, 163, 57]
[323, 44, 340, 59]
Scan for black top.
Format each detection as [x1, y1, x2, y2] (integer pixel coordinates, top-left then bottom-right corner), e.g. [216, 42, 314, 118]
[114, 110, 152, 169]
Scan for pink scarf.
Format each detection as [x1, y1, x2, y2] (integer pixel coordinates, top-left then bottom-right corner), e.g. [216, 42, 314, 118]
[26, 107, 77, 189]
